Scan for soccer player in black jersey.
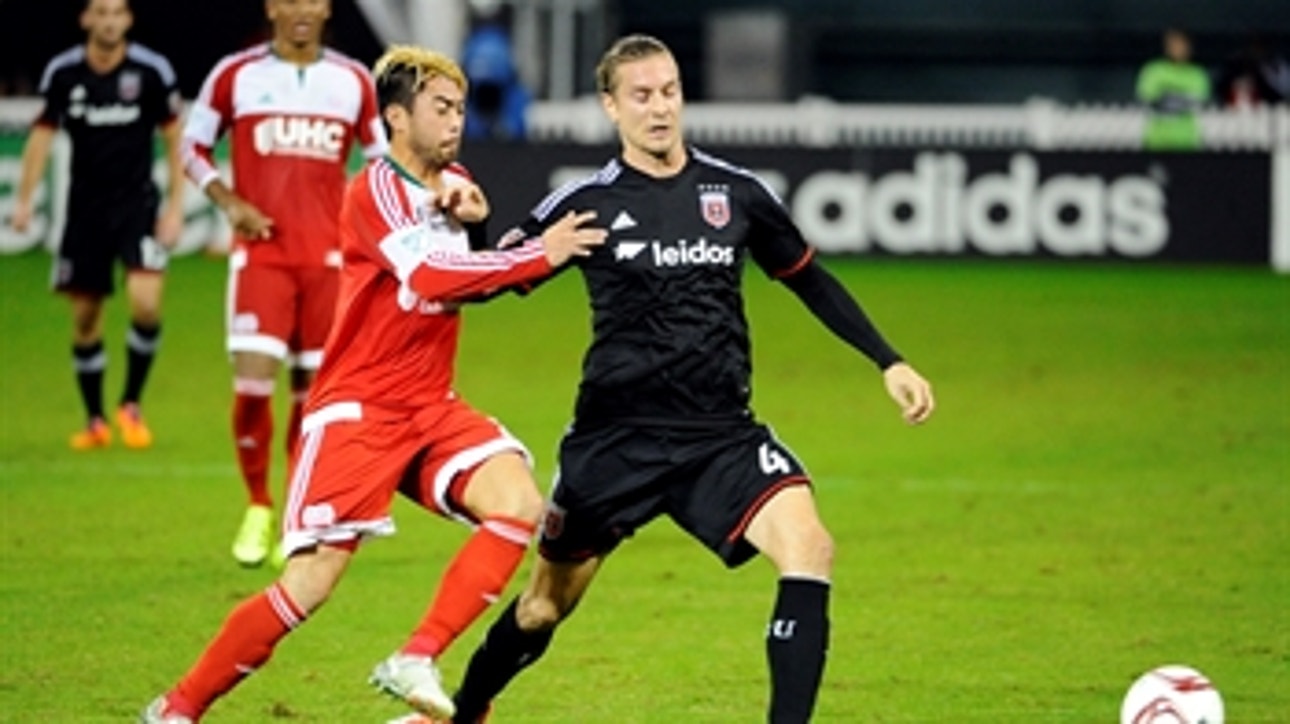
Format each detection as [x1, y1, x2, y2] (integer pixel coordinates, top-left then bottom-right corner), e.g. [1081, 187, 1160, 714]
[10, 0, 184, 450]
[435, 34, 935, 724]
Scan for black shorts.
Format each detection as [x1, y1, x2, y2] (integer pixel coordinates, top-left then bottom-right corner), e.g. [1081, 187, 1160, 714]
[52, 196, 165, 296]
[539, 421, 811, 568]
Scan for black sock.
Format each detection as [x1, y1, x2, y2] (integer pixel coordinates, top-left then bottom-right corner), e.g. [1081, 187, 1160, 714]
[72, 341, 106, 421]
[453, 598, 555, 722]
[767, 577, 830, 724]
[121, 322, 160, 406]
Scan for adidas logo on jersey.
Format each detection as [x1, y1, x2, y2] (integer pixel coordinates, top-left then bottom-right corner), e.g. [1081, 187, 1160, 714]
[610, 211, 637, 230]
[614, 241, 647, 260]
[253, 116, 345, 159]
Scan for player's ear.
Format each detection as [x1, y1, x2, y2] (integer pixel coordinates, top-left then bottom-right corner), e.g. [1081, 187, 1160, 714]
[599, 91, 619, 125]
[383, 104, 408, 136]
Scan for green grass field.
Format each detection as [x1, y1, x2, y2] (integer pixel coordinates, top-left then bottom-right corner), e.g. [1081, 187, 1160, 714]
[0, 251, 1286, 723]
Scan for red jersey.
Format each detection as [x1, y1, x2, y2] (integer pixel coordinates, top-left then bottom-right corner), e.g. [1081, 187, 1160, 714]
[306, 157, 552, 417]
[182, 44, 387, 267]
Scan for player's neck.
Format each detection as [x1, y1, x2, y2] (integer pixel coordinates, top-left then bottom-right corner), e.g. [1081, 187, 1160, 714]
[387, 148, 446, 188]
[85, 40, 127, 74]
[622, 145, 687, 178]
[272, 39, 322, 66]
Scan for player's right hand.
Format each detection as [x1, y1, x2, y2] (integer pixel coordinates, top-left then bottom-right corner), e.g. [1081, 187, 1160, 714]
[9, 199, 32, 233]
[540, 211, 605, 266]
[883, 362, 935, 425]
[222, 196, 274, 241]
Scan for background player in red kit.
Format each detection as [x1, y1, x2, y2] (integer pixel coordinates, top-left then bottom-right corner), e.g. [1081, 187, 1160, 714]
[10, 0, 185, 450]
[139, 46, 605, 723]
[182, 0, 388, 567]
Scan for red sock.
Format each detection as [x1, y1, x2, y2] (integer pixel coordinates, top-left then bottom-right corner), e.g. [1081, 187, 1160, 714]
[402, 516, 535, 658]
[169, 582, 307, 718]
[233, 380, 274, 508]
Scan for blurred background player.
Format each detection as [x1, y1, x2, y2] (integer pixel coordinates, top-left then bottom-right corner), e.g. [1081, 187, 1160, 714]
[139, 45, 604, 724]
[9, 0, 184, 450]
[1136, 27, 1212, 151]
[181, 0, 387, 567]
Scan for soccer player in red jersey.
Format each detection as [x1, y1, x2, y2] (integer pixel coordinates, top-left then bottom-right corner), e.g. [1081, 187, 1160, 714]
[139, 46, 605, 723]
[181, 0, 389, 567]
[11, 0, 184, 450]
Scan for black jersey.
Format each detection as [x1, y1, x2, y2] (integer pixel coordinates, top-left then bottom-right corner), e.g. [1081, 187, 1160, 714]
[35, 43, 180, 211]
[518, 148, 813, 427]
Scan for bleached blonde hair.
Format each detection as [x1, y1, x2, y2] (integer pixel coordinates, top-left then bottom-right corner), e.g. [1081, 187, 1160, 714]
[374, 44, 468, 111]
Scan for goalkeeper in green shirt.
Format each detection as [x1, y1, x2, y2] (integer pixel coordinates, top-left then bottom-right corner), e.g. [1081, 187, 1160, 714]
[1136, 28, 1212, 150]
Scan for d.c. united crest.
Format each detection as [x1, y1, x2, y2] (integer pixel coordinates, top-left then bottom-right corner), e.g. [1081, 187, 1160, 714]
[699, 188, 730, 229]
[118, 70, 142, 101]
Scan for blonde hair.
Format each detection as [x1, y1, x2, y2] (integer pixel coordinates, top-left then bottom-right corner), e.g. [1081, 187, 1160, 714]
[595, 34, 671, 94]
[374, 45, 468, 110]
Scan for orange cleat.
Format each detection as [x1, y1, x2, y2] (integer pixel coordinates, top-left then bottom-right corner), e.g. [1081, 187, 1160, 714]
[69, 417, 112, 450]
[116, 403, 154, 449]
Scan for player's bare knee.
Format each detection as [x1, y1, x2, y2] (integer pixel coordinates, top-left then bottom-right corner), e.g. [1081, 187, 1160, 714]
[515, 590, 569, 631]
[780, 524, 834, 578]
[280, 546, 351, 613]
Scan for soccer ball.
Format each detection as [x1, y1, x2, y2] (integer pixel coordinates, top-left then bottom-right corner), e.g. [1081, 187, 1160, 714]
[1120, 665, 1224, 724]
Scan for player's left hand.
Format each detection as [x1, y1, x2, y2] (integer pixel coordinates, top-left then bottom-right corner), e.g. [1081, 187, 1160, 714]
[154, 202, 184, 250]
[883, 362, 935, 425]
[437, 183, 489, 224]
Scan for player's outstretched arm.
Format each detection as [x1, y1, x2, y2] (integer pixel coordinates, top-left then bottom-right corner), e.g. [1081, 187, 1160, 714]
[538, 211, 605, 267]
[883, 362, 934, 425]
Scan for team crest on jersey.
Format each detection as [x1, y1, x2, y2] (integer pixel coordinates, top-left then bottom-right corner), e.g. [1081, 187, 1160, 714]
[699, 186, 731, 229]
[118, 70, 142, 101]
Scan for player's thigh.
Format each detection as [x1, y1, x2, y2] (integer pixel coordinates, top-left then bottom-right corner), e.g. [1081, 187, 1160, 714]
[292, 266, 339, 366]
[400, 399, 539, 523]
[742, 485, 833, 578]
[117, 198, 168, 278]
[227, 256, 297, 361]
[539, 424, 672, 562]
[669, 423, 815, 569]
[52, 223, 115, 298]
[284, 413, 424, 555]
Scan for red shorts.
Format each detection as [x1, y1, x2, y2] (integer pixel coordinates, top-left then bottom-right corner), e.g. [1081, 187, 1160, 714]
[280, 396, 531, 556]
[226, 250, 338, 368]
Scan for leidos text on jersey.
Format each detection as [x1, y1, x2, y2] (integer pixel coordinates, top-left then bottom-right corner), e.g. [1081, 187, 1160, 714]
[648, 237, 735, 267]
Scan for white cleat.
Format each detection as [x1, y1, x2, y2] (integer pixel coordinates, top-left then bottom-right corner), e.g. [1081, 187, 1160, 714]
[370, 653, 456, 720]
[139, 696, 194, 723]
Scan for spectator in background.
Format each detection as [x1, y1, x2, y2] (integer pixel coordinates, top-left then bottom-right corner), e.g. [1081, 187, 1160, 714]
[461, 24, 531, 141]
[1216, 34, 1290, 109]
[1136, 28, 1211, 151]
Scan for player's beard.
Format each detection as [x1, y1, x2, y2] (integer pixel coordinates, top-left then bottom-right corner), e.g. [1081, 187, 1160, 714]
[409, 136, 459, 176]
[88, 26, 127, 53]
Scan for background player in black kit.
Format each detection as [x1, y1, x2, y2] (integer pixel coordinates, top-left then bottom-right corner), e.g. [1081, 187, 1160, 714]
[10, 0, 185, 450]
[432, 34, 935, 724]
